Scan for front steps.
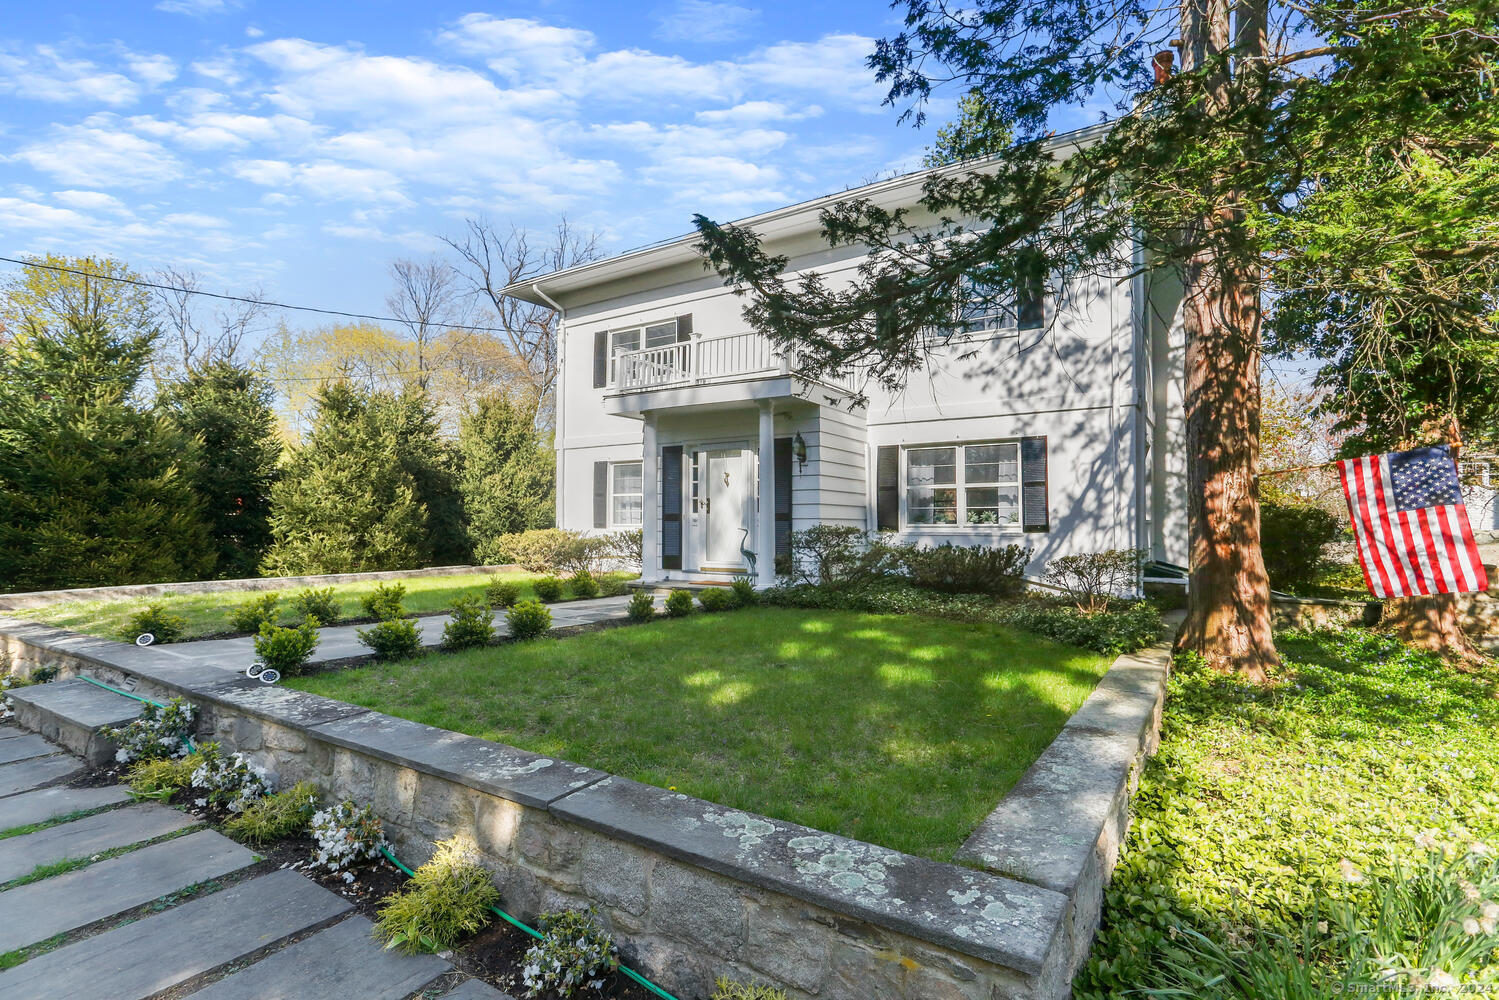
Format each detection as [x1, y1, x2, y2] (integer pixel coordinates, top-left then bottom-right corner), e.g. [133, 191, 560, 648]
[6, 678, 142, 766]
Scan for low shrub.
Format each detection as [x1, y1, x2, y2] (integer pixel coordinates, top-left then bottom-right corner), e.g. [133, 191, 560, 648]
[124, 604, 188, 643]
[507, 600, 552, 640]
[1260, 500, 1344, 594]
[698, 588, 733, 612]
[597, 575, 628, 598]
[375, 836, 499, 953]
[533, 576, 564, 602]
[664, 589, 694, 617]
[291, 587, 340, 624]
[712, 980, 788, 1000]
[484, 578, 521, 608]
[627, 590, 656, 622]
[1044, 548, 1144, 612]
[520, 908, 619, 998]
[126, 754, 200, 801]
[895, 541, 1030, 597]
[223, 782, 319, 845]
[789, 524, 883, 588]
[601, 529, 643, 567]
[253, 618, 320, 676]
[310, 800, 385, 874]
[441, 596, 494, 652]
[568, 569, 599, 599]
[103, 697, 196, 764]
[357, 618, 421, 660]
[730, 576, 757, 607]
[361, 582, 407, 621]
[228, 592, 279, 633]
[493, 529, 603, 574]
[190, 742, 272, 813]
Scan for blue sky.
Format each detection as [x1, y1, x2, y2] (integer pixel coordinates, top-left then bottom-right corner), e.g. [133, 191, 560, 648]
[0, 1, 981, 322]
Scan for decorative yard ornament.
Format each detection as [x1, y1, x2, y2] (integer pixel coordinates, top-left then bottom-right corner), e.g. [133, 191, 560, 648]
[1337, 444, 1490, 598]
[245, 661, 281, 685]
[135, 633, 155, 647]
[738, 528, 757, 575]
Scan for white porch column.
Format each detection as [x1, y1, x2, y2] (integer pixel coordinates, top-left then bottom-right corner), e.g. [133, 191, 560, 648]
[757, 400, 776, 589]
[642, 413, 659, 583]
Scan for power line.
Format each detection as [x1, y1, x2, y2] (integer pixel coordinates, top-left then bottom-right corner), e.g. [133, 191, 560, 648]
[0, 254, 536, 336]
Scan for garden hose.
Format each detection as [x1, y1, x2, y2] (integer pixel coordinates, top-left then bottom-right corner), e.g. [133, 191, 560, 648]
[377, 844, 682, 1000]
[79, 674, 681, 1000]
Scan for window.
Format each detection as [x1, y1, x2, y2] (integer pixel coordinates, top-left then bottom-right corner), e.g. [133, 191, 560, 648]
[955, 262, 1046, 335]
[610, 461, 643, 526]
[609, 320, 680, 384]
[905, 442, 1020, 527]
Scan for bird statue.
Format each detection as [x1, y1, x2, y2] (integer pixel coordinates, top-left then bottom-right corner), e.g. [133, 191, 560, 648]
[738, 528, 757, 575]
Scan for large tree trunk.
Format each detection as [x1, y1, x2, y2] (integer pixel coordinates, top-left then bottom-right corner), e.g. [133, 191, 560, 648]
[1175, 0, 1279, 681]
[1384, 593, 1481, 659]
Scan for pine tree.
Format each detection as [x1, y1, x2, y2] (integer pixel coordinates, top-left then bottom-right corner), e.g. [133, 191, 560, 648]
[458, 393, 555, 563]
[0, 318, 212, 590]
[378, 390, 470, 566]
[260, 384, 428, 575]
[158, 362, 283, 579]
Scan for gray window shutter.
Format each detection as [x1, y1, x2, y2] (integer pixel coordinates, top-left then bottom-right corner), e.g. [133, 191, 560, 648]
[593, 331, 608, 388]
[876, 446, 899, 531]
[675, 314, 693, 342]
[661, 446, 684, 570]
[1021, 436, 1049, 532]
[774, 437, 792, 559]
[593, 462, 608, 528]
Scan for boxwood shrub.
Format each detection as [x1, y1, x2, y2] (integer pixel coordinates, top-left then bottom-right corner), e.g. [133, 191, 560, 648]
[664, 589, 694, 617]
[253, 618, 320, 675]
[291, 587, 340, 625]
[507, 600, 552, 640]
[229, 592, 279, 633]
[533, 576, 564, 603]
[483, 578, 520, 609]
[125, 604, 188, 643]
[357, 618, 421, 660]
[360, 582, 406, 621]
[627, 590, 656, 622]
[440, 596, 494, 651]
[698, 588, 733, 612]
[568, 569, 600, 599]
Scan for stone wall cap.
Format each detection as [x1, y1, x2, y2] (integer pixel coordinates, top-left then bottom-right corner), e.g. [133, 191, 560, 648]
[309, 712, 608, 809]
[549, 774, 1068, 975]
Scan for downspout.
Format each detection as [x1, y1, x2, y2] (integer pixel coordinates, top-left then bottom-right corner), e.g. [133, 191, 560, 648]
[532, 283, 565, 529]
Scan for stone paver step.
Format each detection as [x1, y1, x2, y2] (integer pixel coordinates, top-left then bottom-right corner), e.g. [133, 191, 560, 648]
[441, 979, 518, 999]
[0, 754, 80, 797]
[0, 725, 23, 740]
[0, 732, 58, 766]
[0, 801, 197, 884]
[0, 827, 256, 953]
[0, 869, 353, 1000]
[4, 679, 143, 766]
[0, 784, 130, 831]
[186, 915, 449, 1000]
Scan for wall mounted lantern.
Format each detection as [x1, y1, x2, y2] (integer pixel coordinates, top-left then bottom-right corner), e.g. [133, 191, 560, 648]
[792, 432, 808, 472]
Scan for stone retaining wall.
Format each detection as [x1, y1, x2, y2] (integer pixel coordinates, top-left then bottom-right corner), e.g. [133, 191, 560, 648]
[0, 565, 522, 612]
[0, 616, 1180, 1000]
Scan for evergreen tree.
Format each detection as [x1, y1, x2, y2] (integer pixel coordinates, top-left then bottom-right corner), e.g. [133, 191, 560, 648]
[379, 390, 470, 566]
[0, 318, 211, 590]
[158, 362, 283, 579]
[261, 384, 428, 575]
[458, 393, 555, 562]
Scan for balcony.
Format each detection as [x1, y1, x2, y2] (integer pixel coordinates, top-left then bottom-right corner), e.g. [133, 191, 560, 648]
[614, 331, 854, 394]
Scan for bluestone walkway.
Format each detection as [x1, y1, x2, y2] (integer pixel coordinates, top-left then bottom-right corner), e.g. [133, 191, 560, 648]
[146, 593, 648, 675]
[0, 730, 510, 1000]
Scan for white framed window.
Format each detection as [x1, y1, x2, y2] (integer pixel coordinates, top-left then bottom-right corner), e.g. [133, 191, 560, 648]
[955, 267, 1046, 335]
[609, 461, 643, 526]
[609, 320, 680, 384]
[904, 441, 1021, 527]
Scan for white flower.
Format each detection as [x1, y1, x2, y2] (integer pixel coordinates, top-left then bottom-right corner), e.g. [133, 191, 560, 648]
[1426, 969, 1457, 990]
[1469, 841, 1492, 857]
[1465, 917, 1483, 936]
[1414, 829, 1440, 851]
[1339, 859, 1363, 883]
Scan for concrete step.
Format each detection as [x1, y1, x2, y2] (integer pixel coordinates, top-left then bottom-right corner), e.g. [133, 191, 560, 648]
[0, 732, 59, 766]
[0, 869, 353, 1000]
[0, 754, 80, 797]
[0, 801, 197, 884]
[0, 725, 24, 740]
[5, 678, 144, 766]
[0, 827, 256, 952]
[185, 915, 450, 1000]
[0, 784, 129, 832]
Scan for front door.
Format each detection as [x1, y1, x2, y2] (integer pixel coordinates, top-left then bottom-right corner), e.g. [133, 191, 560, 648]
[704, 449, 748, 567]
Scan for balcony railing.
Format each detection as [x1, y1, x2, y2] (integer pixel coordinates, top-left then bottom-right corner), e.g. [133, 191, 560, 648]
[615, 331, 854, 393]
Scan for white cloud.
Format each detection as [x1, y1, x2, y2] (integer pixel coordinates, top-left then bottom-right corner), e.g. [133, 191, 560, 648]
[124, 51, 178, 87]
[12, 123, 186, 188]
[161, 212, 228, 229]
[656, 1, 760, 44]
[53, 189, 133, 214]
[230, 158, 411, 205]
[156, 0, 243, 16]
[0, 46, 141, 106]
[696, 100, 822, 124]
[0, 196, 96, 231]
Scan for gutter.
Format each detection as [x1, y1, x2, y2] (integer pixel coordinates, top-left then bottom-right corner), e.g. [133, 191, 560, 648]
[532, 282, 566, 530]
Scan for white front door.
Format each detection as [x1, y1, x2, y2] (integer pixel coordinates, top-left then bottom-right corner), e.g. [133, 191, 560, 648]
[704, 449, 748, 567]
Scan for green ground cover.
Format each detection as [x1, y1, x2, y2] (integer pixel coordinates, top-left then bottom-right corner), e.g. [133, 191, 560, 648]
[288, 607, 1114, 862]
[1076, 628, 1499, 997]
[3, 571, 631, 641]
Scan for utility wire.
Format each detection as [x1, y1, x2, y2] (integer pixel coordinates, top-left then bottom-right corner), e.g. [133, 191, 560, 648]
[0, 254, 538, 336]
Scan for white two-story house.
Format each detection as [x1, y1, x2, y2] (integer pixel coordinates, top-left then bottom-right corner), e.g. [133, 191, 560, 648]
[503, 125, 1189, 589]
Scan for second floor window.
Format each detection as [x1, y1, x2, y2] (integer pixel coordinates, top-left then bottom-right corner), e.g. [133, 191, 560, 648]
[610, 320, 680, 384]
[956, 261, 1046, 335]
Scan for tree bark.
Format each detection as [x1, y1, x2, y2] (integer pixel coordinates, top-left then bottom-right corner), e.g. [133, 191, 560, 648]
[1175, 0, 1280, 680]
[1384, 593, 1481, 660]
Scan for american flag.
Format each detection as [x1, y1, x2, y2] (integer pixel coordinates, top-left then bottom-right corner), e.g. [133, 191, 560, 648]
[1336, 445, 1490, 598]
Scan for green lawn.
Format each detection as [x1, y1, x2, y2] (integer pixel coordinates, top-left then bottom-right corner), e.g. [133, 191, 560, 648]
[1075, 629, 1499, 997]
[286, 607, 1114, 862]
[3, 571, 631, 642]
